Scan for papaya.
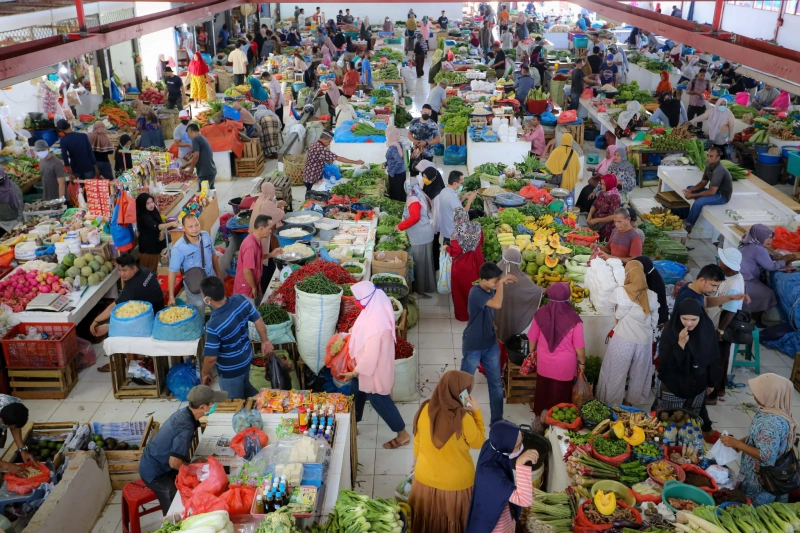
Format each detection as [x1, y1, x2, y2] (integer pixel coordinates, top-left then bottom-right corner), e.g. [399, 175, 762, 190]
[548, 235, 560, 248]
[594, 490, 617, 516]
[544, 256, 559, 269]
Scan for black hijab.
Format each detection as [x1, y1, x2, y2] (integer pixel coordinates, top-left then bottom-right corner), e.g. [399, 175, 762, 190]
[422, 167, 445, 200]
[658, 91, 682, 127]
[633, 256, 668, 324]
[135, 193, 163, 229]
[334, 31, 345, 48]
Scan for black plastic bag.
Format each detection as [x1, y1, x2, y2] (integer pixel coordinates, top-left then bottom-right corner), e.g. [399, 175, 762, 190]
[267, 354, 292, 390]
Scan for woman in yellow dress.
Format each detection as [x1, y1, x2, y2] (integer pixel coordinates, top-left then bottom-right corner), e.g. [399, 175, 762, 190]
[187, 52, 209, 107]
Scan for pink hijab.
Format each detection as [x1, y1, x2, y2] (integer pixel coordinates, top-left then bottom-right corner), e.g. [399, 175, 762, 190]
[595, 144, 615, 174]
[250, 181, 285, 232]
[326, 82, 341, 107]
[532, 283, 582, 350]
[349, 281, 396, 369]
[385, 125, 403, 159]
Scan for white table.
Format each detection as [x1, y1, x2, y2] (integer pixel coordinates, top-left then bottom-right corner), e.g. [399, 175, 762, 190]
[328, 141, 389, 165]
[102, 336, 200, 358]
[625, 63, 681, 93]
[467, 137, 531, 174]
[13, 270, 120, 324]
[543, 32, 569, 50]
[579, 99, 616, 135]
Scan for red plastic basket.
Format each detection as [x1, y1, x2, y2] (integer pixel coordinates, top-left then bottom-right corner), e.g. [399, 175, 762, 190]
[527, 99, 548, 114]
[1, 322, 78, 369]
[157, 274, 183, 305]
[566, 229, 600, 246]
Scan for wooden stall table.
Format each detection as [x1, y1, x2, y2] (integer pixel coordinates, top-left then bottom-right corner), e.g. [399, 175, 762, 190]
[377, 78, 405, 98]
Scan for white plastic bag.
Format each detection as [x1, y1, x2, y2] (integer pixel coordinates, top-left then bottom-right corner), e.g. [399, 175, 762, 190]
[437, 249, 452, 294]
[392, 348, 421, 402]
[710, 431, 740, 466]
[295, 287, 342, 374]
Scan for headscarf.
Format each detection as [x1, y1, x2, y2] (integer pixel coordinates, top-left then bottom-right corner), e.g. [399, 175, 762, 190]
[545, 133, 581, 191]
[323, 34, 337, 57]
[656, 70, 672, 94]
[607, 146, 636, 192]
[740, 223, 773, 247]
[383, 18, 394, 32]
[495, 247, 544, 343]
[325, 82, 341, 107]
[633, 256, 668, 323]
[750, 373, 797, 444]
[622, 260, 650, 315]
[321, 47, 332, 68]
[413, 370, 474, 449]
[773, 90, 791, 110]
[661, 298, 718, 378]
[756, 86, 780, 107]
[118, 134, 131, 149]
[405, 174, 432, 211]
[600, 173, 619, 196]
[421, 166, 445, 200]
[465, 421, 523, 533]
[135, 192, 162, 230]
[250, 181, 285, 232]
[249, 77, 268, 101]
[658, 91, 682, 127]
[88, 121, 114, 153]
[681, 57, 699, 79]
[707, 100, 733, 141]
[349, 281, 396, 360]
[0, 169, 19, 211]
[451, 207, 482, 253]
[385, 125, 403, 159]
[595, 145, 615, 174]
[188, 52, 209, 76]
[617, 100, 642, 129]
[532, 283, 582, 351]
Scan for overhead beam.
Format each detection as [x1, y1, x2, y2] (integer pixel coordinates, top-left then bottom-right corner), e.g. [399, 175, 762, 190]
[570, 0, 800, 85]
[0, 0, 246, 83]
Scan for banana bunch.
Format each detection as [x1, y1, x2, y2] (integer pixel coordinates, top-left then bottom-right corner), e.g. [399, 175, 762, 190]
[498, 223, 514, 233]
[497, 232, 515, 246]
[526, 87, 550, 101]
[538, 214, 555, 225]
[569, 282, 587, 303]
[641, 210, 682, 228]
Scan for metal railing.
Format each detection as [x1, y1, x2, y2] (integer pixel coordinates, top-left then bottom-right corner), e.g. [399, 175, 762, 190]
[0, 8, 136, 47]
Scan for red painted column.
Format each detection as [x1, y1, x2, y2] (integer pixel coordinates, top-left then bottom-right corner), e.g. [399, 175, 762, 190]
[711, 0, 724, 31]
[75, 0, 87, 34]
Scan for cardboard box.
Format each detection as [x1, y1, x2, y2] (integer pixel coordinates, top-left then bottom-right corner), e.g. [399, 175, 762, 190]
[371, 251, 408, 282]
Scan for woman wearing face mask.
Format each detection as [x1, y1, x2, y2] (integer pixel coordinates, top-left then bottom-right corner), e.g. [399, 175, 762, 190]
[88, 121, 115, 179]
[384, 126, 407, 202]
[114, 135, 133, 174]
[135, 193, 179, 272]
[689, 99, 735, 157]
[465, 421, 539, 533]
[340, 281, 410, 449]
[33, 139, 66, 201]
[397, 175, 437, 298]
[250, 181, 286, 292]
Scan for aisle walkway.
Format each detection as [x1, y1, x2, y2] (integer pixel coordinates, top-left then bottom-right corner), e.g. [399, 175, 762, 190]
[49, 57, 800, 533]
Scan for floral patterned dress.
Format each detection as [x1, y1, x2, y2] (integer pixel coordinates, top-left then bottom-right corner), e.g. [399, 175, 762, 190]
[740, 411, 790, 506]
[592, 191, 621, 242]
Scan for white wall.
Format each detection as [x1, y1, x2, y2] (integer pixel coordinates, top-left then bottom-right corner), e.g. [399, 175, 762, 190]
[0, 2, 135, 33]
[687, 2, 715, 25]
[720, 3, 776, 40]
[0, 80, 42, 124]
[278, 3, 465, 26]
[109, 41, 136, 87]
[135, 2, 177, 82]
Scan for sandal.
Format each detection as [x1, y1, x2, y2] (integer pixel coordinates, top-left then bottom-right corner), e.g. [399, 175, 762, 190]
[97, 363, 110, 373]
[383, 437, 411, 449]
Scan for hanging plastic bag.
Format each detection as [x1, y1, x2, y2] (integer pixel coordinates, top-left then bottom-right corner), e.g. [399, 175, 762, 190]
[109, 202, 135, 252]
[653, 260, 688, 285]
[220, 485, 256, 515]
[230, 428, 268, 458]
[117, 190, 137, 225]
[571, 371, 593, 408]
[75, 337, 97, 370]
[166, 362, 200, 401]
[5, 463, 50, 495]
[437, 249, 452, 294]
[267, 353, 292, 390]
[323, 163, 342, 181]
[325, 333, 354, 382]
[520, 352, 537, 375]
[709, 431, 740, 466]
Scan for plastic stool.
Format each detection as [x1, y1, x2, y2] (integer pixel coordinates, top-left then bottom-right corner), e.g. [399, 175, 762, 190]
[732, 327, 761, 374]
[121, 481, 162, 533]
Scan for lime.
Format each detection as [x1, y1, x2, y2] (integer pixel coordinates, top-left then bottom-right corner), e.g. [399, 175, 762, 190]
[40, 449, 51, 459]
[49, 441, 58, 450]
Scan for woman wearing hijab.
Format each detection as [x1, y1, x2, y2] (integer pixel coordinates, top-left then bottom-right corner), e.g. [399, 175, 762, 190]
[384, 126, 407, 202]
[678, 56, 699, 84]
[89, 122, 115, 179]
[335, 94, 358, 124]
[449, 208, 485, 321]
[527, 283, 585, 416]
[544, 133, 581, 191]
[340, 281, 410, 449]
[414, 35, 426, 78]
[597, 261, 660, 406]
[753, 84, 780, 110]
[323, 32, 337, 59]
[656, 70, 672, 95]
[0, 169, 22, 237]
[249, 181, 286, 290]
[415, 160, 446, 201]
[576, 145, 615, 213]
[689, 100, 736, 156]
[586, 174, 622, 242]
[287, 29, 301, 47]
[324, 81, 341, 116]
[135, 193, 178, 272]
[720, 373, 797, 505]
[114, 134, 133, 174]
[137, 108, 165, 149]
[342, 61, 360, 97]
[515, 11, 529, 39]
[650, 91, 687, 127]
[397, 175, 437, 297]
[383, 17, 394, 32]
[410, 371, 485, 533]
[655, 298, 719, 427]
[633, 255, 669, 325]
[248, 76, 268, 102]
[738, 224, 796, 318]
[187, 52, 209, 107]
[465, 421, 539, 533]
[605, 145, 637, 193]
[495, 247, 544, 345]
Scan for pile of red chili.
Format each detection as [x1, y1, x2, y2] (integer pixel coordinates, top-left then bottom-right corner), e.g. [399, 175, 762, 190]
[268, 260, 357, 313]
[337, 308, 361, 332]
[395, 338, 414, 360]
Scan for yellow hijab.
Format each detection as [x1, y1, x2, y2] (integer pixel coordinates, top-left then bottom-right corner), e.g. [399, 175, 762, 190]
[545, 133, 581, 191]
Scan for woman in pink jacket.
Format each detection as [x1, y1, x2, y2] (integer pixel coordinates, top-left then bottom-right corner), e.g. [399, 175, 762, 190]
[341, 281, 411, 449]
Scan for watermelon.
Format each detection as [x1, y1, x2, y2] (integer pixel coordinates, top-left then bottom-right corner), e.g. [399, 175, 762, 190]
[62, 253, 76, 267]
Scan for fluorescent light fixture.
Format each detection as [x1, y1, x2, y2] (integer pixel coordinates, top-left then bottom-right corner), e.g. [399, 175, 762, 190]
[0, 66, 58, 88]
[734, 65, 800, 95]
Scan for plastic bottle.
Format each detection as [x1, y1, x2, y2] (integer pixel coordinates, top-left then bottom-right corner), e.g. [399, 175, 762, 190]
[274, 492, 282, 510]
[279, 482, 287, 495]
[325, 428, 332, 440]
[679, 424, 687, 441]
[256, 494, 266, 514]
[566, 193, 574, 211]
[265, 492, 274, 513]
[686, 429, 694, 444]
[664, 424, 677, 444]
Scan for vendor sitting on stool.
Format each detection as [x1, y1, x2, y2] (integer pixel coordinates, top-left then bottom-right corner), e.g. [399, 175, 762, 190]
[91, 253, 166, 372]
[139, 385, 227, 510]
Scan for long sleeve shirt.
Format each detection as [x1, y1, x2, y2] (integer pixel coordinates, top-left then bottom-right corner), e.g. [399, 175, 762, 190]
[397, 202, 421, 230]
[649, 103, 688, 126]
[60, 131, 96, 175]
[353, 329, 394, 395]
[525, 125, 546, 156]
[385, 146, 405, 176]
[739, 244, 787, 282]
[492, 465, 533, 533]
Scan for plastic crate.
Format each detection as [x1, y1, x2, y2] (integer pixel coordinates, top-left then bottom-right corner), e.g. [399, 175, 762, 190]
[574, 36, 589, 48]
[1, 323, 78, 369]
[788, 150, 800, 177]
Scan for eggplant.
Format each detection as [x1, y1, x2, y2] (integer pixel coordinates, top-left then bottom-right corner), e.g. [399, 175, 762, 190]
[612, 520, 644, 530]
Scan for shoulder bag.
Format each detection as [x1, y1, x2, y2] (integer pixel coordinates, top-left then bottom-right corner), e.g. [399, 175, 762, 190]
[183, 233, 209, 294]
[547, 148, 573, 186]
[758, 438, 800, 496]
[722, 286, 755, 344]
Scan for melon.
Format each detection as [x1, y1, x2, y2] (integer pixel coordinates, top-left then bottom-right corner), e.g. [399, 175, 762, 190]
[73, 257, 86, 269]
[67, 266, 80, 278]
[99, 265, 110, 276]
[64, 277, 74, 285]
[87, 274, 100, 286]
[81, 266, 93, 277]
[81, 253, 93, 263]
[62, 253, 76, 267]
[78, 276, 87, 287]
[89, 261, 101, 272]
[53, 268, 66, 279]
[104, 261, 113, 271]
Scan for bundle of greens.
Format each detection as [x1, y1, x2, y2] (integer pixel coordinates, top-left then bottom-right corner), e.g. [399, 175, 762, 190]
[443, 115, 469, 134]
[463, 174, 482, 192]
[434, 71, 468, 84]
[616, 81, 655, 104]
[330, 182, 360, 197]
[721, 160, 747, 180]
[370, 88, 394, 99]
[517, 152, 546, 173]
[394, 106, 413, 128]
[503, 178, 528, 192]
[474, 162, 506, 176]
[685, 139, 708, 171]
[475, 216, 501, 261]
[351, 123, 386, 136]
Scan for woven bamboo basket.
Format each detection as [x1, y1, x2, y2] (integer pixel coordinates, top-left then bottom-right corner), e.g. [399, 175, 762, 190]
[284, 153, 307, 186]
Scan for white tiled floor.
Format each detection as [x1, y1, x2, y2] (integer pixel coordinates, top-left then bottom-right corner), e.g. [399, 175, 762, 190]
[25, 50, 791, 532]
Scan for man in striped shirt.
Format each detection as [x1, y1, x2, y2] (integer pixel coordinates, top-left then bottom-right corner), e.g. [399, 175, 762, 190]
[200, 277, 273, 399]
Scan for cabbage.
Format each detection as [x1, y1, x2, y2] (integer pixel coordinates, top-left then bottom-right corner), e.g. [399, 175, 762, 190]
[180, 511, 228, 531]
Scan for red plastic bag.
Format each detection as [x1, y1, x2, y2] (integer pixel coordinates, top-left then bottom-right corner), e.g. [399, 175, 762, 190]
[545, 403, 583, 430]
[325, 333, 354, 382]
[5, 463, 50, 495]
[176, 463, 202, 502]
[581, 88, 594, 100]
[574, 500, 641, 531]
[590, 434, 631, 467]
[176, 457, 229, 503]
[220, 485, 256, 515]
[558, 110, 578, 124]
[230, 428, 268, 457]
[680, 463, 718, 493]
[117, 190, 136, 225]
[75, 337, 97, 370]
[182, 491, 229, 519]
[773, 226, 800, 252]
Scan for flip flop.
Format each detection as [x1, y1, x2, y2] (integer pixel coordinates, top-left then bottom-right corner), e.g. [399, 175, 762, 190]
[383, 437, 411, 449]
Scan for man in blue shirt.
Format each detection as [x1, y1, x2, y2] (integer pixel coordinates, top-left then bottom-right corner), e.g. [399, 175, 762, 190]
[58, 119, 97, 179]
[139, 385, 226, 509]
[168, 214, 221, 318]
[673, 264, 725, 313]
[200, 276, 273, 399]
[361, 50, 373, 88]
[218, 24, 229, 50]
[460, 262, 517, 424]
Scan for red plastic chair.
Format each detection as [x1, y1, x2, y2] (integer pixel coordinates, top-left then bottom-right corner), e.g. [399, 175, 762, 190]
[121, 481, 162, 533]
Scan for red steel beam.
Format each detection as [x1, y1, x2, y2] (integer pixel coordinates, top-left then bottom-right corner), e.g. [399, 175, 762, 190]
[0, 0, 247, 83]
[570, 0, 800, 84]
[711, 0, 724, 31]
[75, 0, 87, 34]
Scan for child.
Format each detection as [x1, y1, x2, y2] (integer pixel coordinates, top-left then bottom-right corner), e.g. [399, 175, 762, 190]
[460, 262, 517, 424]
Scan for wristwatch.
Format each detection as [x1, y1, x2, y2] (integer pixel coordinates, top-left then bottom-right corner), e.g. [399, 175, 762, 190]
[19, 446, 28, 453]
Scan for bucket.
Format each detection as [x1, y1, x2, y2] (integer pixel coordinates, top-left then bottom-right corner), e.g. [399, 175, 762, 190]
[228, 197, 242, 214]
[276, 224, 315, 247]
[31, 129, 58, 147]
[662, 481, 715, 512]
[754, 142, 771, 154]
[755, 161, 782, 185]
[586, 153, 599, 165]
[584, 129, 599, 142]
[735, 92, 750, 106]
[757, 152, 781, 165]
[504, 334, 529, 365]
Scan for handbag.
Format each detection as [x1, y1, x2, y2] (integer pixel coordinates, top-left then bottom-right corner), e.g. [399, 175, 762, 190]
[757, 440, 800, 496]
[722, 309, 755, 344]
[183, 233, 209, 294]
[547, 148, 573, 186]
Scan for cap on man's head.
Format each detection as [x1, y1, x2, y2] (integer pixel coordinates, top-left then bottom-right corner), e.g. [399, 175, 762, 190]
[717, 247, 742, 271]
[33, 139, 49, 151]
[179, 110, 190, 119]
[57, 119, 71, 131]
[187, 385, 227, 408]
[164, 66, 173, 73]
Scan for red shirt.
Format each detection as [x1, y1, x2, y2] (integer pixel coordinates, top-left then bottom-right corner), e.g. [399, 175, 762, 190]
[342, 70, 360, 96]
[233, 233, 263, 298]
[608, 227, 643, 259]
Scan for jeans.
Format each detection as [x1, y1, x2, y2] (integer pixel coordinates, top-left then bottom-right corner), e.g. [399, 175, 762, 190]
[234, 73, 245, 86]
[686, 188, 727, 227]
[166, 95, 183, 109]
[461, 343, 504, 424]
[353, 378, 405, 432]
[142, 471, 178, 511]
[218, 371, 259, 400]
[96, 161, 113, 180]
[184, 288, 206, 320]
[74, 169, 96, 179]
[687, 104, 706, 121]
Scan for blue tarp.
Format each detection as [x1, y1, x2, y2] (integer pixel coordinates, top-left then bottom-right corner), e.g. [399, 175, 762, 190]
[762, 271, 800, 356]
[333, 120, 387, 143]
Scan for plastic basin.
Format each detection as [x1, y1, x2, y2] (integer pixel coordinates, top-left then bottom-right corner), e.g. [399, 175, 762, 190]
[661, 480, 715, 511]
[283, 210, 323, 227]
[590, 480, 636, 506]
[276, 224, 315, 247]
[647, 460, 686, 486]
[757, 152, 781, 165]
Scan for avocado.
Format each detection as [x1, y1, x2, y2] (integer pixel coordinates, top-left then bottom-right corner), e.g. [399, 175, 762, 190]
[103, 437, 118, 449]
[40, 449, 51, 459]
[114, 442, 129, 451]
[129, 445, 139, 451]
